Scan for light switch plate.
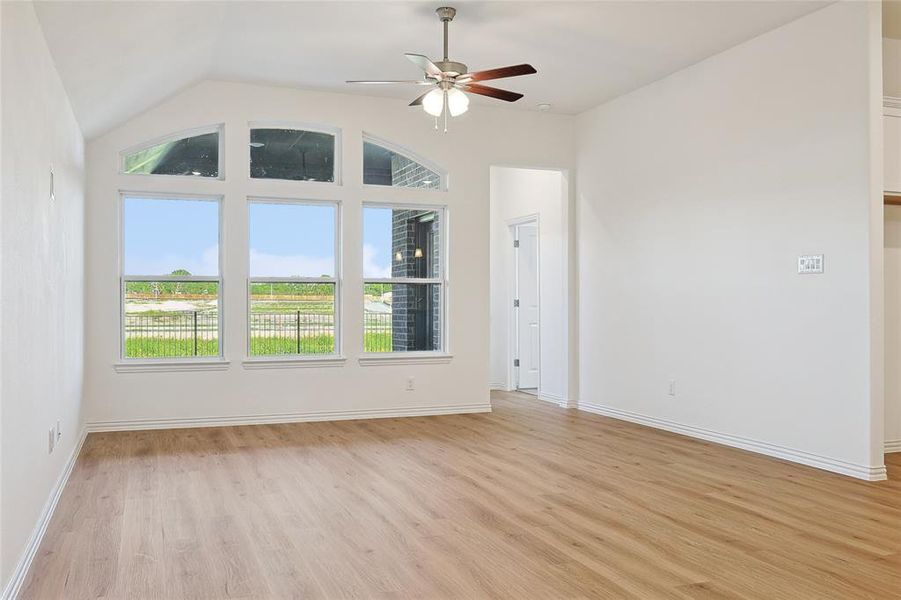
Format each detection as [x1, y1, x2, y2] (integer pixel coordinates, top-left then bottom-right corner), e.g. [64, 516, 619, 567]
[798, 254, 824, 274]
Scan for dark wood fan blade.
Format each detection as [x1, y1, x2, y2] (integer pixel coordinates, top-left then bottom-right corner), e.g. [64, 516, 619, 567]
[459, 84, 524, 102]
[409, 90, 431, 106]
[405, 53, 443, 78]
[460, 64, 536, 83]
[346, 80, 432, 85]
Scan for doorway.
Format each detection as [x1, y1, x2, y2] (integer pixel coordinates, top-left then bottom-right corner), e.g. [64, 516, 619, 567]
[489, 165, 569, 406]
[513, 219, 539, 394]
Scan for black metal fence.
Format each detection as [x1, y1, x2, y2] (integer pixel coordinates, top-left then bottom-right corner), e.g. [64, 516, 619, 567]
[124, 310, 394, 357]
[124, 311, 219, 357]
[250, 311, 335, 355]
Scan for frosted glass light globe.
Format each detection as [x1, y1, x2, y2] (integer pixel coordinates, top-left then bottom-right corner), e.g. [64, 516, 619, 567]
[447, 88, 469, 116]
[422, 89, 445, 117]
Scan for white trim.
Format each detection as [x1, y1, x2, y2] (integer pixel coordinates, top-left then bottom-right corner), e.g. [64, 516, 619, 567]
[85, 402, 489, 432]
[248, 122, 343, 185]
[363, 277, 442, 285]
[886, 439, 901, 453]
[884, 95, 901, 112]
[1, 427, 87, 600]
[114, 359, 231, 373]
[119, 123, 225, 180]
[489, 382, 507, 391]
[577, 401, 887, 482]
[537, 390, 569, 408]
[362, 132, 448, 191]
[242, 356, 346, 369]
[358, 353, 453, 366]
[124, 275, 219, 282]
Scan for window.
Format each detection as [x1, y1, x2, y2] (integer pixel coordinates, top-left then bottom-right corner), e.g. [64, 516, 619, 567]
[363, 205, 445, 353]
[121, 195, 222, 360]
[121, 126, 221, 177]
[363, 138, 443, 190]
[248, 200, 339, 357]
[250, 127, 337, 182]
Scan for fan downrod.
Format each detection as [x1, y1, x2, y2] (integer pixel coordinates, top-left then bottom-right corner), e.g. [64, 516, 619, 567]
[434, 6, 466, 76]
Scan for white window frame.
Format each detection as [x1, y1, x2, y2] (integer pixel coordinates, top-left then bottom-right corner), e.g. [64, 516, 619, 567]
[116, 191, 226, 370]
[362, 133, 448, 192]
[360, 202, 450, 363]
[243, 197, 344, 368]
[118, 124, 225, 180]
[248, 121, 343, 186]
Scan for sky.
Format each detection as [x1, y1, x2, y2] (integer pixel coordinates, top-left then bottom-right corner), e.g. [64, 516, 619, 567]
[123, 197, 394, 278]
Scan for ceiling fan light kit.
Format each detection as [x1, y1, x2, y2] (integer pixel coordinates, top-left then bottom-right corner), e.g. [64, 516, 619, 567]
[347, 6, 537, 131]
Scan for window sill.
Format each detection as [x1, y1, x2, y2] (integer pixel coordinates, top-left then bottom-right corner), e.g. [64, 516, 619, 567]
[242, 356, 347, 370]
[358, 353, 453, 366]
[114, 359, 230, 373]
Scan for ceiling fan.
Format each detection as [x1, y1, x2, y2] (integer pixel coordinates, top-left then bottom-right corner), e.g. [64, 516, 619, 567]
[346, 6, 537, 131]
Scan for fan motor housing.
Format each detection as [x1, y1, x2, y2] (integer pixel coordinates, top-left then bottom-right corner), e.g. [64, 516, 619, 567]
[435, 61, 467, 77]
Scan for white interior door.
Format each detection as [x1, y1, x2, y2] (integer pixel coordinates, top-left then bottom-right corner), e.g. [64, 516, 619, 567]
[515, 223, 540, 389]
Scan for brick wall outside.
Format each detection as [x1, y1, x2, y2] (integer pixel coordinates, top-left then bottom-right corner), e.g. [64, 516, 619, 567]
[390, 154, 440, 190]
[390, 208, 441, 351]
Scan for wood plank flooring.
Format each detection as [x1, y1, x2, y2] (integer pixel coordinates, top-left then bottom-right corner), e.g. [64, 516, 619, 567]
[22, 391, 901, 599]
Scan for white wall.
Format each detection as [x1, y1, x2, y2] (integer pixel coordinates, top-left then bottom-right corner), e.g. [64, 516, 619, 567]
[576, 2, 885, 479]
[84, 80, 574, 427]
[489, 167, 570, 404]
[1, 1, 85, 593]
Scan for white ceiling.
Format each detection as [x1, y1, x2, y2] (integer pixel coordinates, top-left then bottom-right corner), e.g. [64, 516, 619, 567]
[33, 1, 828, 139]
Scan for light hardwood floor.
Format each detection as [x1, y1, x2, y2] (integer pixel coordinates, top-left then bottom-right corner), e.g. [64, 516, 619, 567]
[22, 391, 901, 599]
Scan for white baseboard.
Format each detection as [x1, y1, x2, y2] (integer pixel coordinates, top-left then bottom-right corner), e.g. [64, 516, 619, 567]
[886, 439, 901, 453]
[488, 382, 507, 391]
[537, 390, 571, 408]
[86, 403, 492, 433]
[577, 402, 886, 482]
[2, 426, 88, 600]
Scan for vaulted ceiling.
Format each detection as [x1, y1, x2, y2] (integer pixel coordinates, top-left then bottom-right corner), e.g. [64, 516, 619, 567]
[33, 1, 827, 139]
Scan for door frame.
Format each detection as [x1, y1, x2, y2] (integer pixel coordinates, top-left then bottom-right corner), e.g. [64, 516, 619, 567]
[507, 214, 540, 393]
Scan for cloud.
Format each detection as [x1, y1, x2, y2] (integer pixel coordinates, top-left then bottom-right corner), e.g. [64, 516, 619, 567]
[249, 249, 334, 278]
[363, 243, 390, 278]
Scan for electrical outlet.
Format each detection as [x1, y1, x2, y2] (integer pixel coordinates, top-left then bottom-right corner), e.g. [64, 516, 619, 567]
[406, 376, 415, 392]
[798, 254, 823, 274]
[668, 379, 676, 397]
[48, 427, 55, 454]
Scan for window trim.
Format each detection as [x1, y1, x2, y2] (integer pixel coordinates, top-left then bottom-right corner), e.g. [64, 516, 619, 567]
[246, 196, 343, 362]
[117, 191, 226, 365]
[357, 352, 453, 366]
[119, 124, 225, 180]
[248, 121, 343, 186]
[362, 201, 449, 356]
[362, 133, 448, 192]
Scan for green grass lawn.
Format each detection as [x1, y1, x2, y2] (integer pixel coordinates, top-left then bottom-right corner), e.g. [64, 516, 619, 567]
[125, 337, 220, 358]
[250, 334, 335, 356]
[125, 332, 392, 358]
